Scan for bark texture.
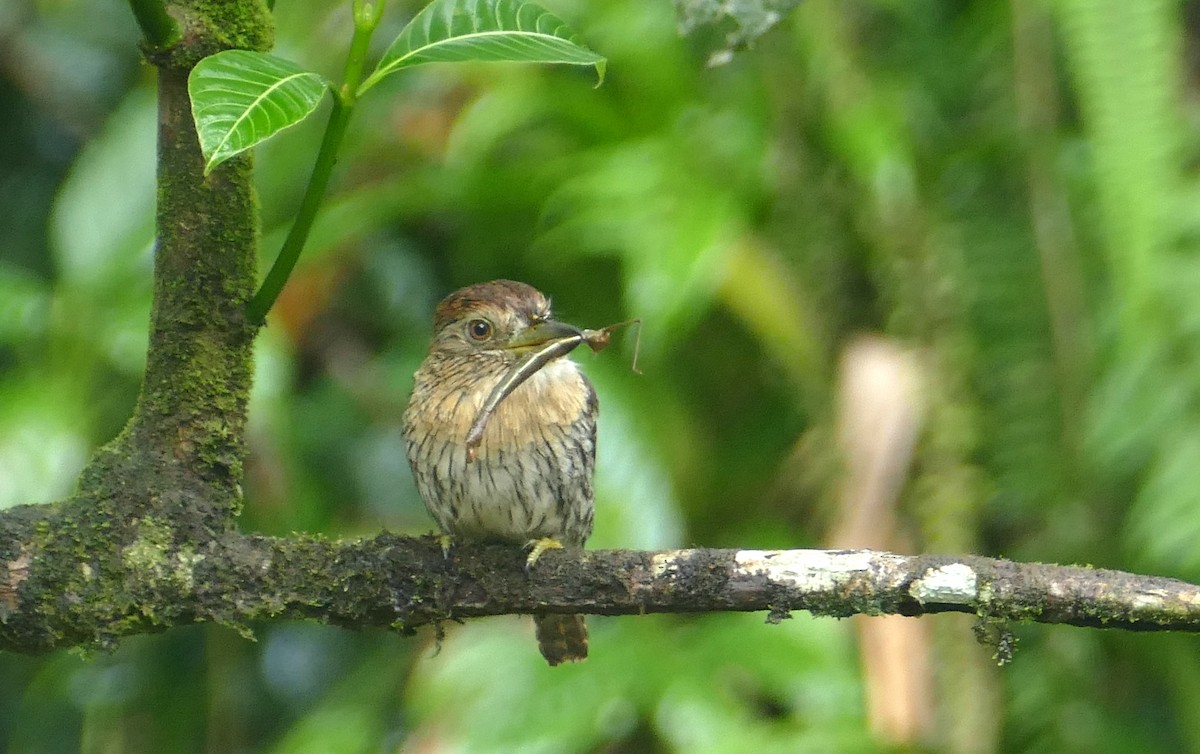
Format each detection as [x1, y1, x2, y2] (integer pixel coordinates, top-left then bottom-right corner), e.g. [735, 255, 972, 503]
[4, 535, 1200, 654]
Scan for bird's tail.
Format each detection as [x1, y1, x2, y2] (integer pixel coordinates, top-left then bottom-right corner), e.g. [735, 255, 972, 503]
[534, 614, 588, 665]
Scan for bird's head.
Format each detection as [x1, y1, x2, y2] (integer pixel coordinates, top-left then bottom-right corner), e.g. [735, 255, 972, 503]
[428, 280, 584, 365]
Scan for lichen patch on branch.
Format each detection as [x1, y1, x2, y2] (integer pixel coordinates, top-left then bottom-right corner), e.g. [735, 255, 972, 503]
[910, 563, 979, 605]
[732, 548, 903, 592]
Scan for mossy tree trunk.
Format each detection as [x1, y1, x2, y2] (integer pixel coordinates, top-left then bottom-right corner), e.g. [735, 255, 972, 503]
[0, 0, 272, 650]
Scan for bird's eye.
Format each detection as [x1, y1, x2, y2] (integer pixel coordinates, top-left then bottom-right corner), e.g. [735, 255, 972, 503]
[466, 319, 493, 341]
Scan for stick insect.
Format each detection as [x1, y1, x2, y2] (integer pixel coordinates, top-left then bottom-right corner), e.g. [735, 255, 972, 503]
[464, 319, 641, 462]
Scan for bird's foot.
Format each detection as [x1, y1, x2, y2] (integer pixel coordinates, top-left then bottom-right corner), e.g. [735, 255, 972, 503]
[435, 533, 454, 558]
[524, 537, 564, 570]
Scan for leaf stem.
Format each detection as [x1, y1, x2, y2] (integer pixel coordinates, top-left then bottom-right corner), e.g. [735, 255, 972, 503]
[127, 0, 180, 49]
[246, 1, 386, 324]
[346, 0, 384, 96]
[245, 96, 352, 324]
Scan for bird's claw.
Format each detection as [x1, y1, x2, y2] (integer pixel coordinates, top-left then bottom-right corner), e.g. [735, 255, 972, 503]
[436, 533, 454, 559]
[524, 537, 563, 570]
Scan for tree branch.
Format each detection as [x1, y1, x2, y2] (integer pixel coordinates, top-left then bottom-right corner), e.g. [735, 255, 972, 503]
[3, 524, 1198, 654]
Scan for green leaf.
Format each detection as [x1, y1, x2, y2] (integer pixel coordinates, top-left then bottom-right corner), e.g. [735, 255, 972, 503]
[359, 0, 605, 95]
[189, 50, 329, 174]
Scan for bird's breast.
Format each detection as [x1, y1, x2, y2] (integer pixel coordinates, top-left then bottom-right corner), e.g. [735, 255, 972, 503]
[416, 357, 592, 452]
[403, 354, 596, 544]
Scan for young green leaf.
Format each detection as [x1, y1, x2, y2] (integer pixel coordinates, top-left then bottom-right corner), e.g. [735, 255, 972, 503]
[358, 0, 605, 95]
[189, 50, 329, 175]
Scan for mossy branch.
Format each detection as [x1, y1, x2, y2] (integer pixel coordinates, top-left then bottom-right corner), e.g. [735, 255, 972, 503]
[2, 518, 1199, 654]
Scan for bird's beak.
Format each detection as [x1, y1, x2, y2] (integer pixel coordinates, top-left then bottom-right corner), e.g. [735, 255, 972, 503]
[504, 319, 585, 352]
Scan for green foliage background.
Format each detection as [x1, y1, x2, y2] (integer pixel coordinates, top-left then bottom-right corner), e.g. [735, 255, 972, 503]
[3, 0, 1200, 751]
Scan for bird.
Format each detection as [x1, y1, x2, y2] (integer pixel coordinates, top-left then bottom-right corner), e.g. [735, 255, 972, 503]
[402, 279, 597, 665]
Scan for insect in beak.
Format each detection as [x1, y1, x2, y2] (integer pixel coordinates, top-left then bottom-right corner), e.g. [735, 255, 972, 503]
[464, 318, 642, 461]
